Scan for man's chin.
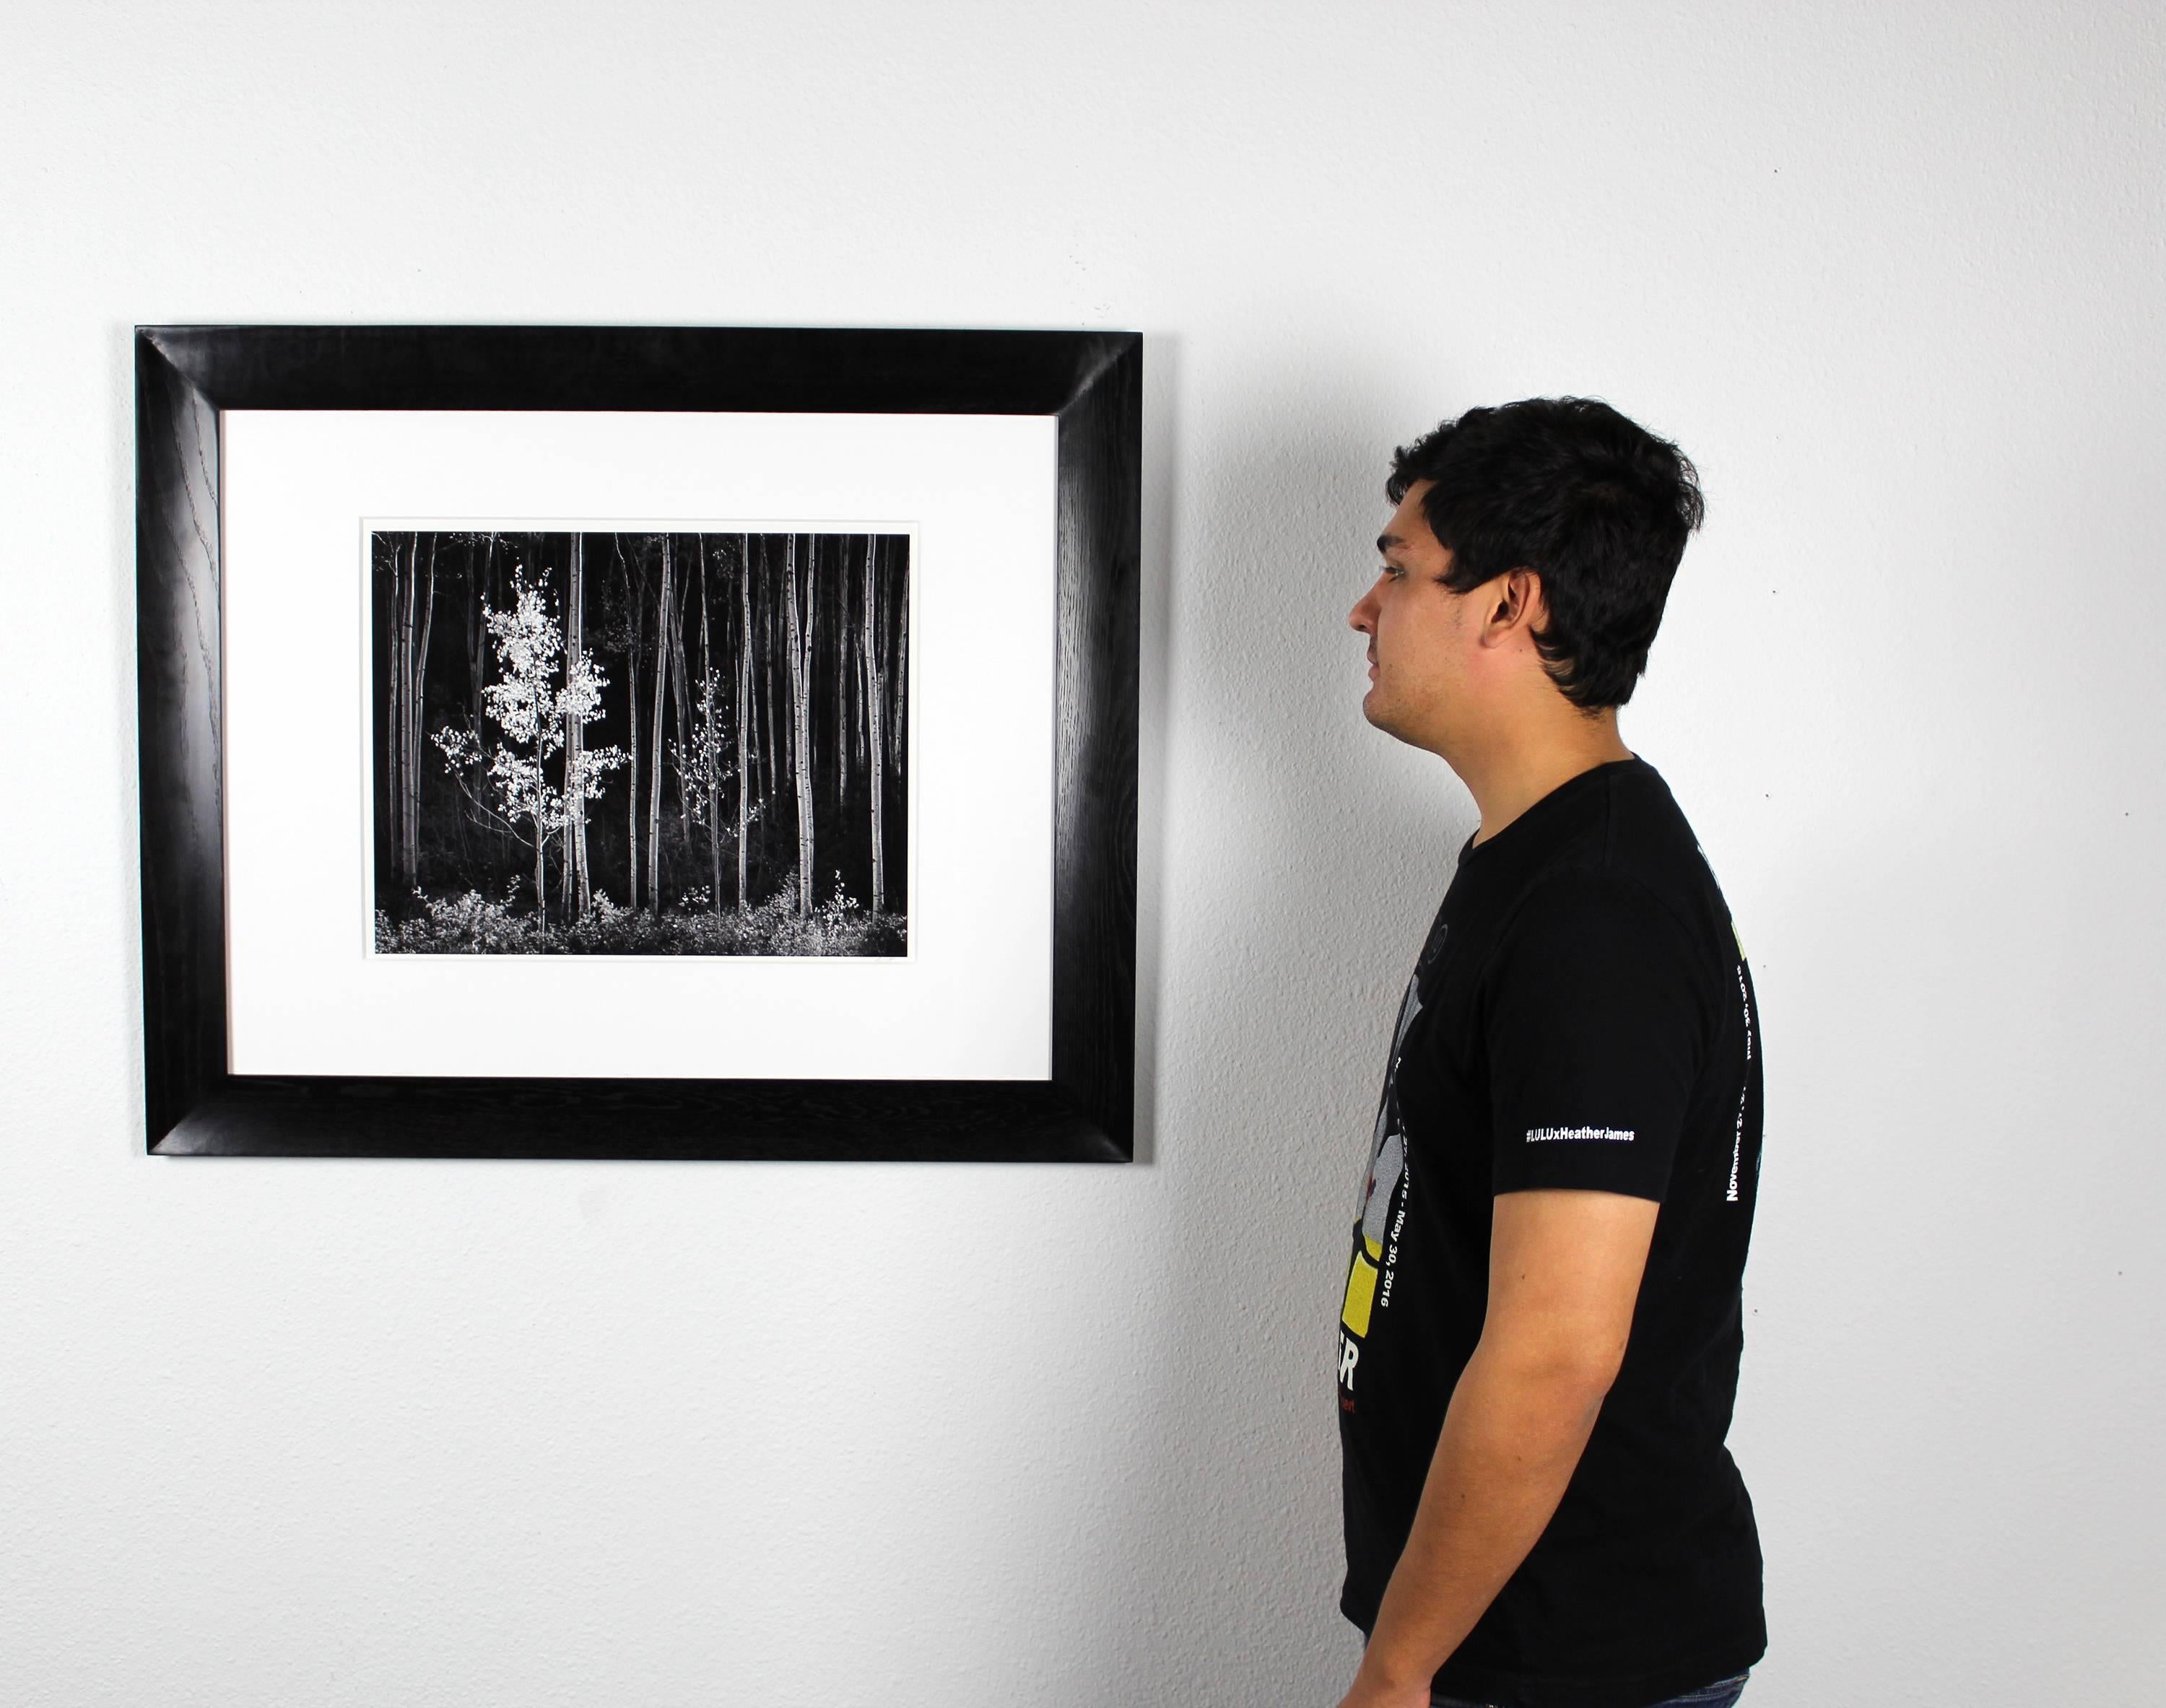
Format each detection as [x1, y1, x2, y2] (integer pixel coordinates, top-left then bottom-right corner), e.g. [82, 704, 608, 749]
[1361, 692, 1434, 752]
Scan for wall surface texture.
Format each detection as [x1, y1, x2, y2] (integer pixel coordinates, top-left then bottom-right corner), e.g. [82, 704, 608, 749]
[4, 4, 2162, 1704]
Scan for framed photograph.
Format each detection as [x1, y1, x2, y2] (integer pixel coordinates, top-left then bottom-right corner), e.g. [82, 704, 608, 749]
[136, 326, 1139, 1162]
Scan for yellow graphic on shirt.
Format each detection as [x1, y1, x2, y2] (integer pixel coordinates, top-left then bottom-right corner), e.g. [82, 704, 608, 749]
[1342, 1251, 1381, 1338]
[1341, 970, 1422, 1364]
[1344, 1124, 1404, 1337]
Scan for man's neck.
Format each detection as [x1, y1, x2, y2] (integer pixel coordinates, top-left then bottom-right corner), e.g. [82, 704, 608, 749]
[1455, 715, 1634, 848]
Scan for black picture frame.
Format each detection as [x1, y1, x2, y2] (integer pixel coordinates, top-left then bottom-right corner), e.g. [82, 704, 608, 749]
[136, 325, 1139, 1162]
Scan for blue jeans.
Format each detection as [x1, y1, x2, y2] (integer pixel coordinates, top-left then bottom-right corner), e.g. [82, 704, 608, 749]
[1432, 1672, 1749, 1708]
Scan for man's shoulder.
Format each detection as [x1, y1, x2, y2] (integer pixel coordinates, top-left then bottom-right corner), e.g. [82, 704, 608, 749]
[1584, 761, 1734, 923]
[1489, 772, 1738, 983]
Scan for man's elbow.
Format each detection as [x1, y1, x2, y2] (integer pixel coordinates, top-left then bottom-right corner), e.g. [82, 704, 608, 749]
[1475, 1328, 1630, 1411]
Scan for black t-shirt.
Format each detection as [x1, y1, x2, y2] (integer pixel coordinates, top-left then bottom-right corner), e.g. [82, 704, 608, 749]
[1336, 756, 1765, 1708]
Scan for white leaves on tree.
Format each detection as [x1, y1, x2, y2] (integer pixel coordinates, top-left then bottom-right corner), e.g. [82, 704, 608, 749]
[432, 568, 627, 852]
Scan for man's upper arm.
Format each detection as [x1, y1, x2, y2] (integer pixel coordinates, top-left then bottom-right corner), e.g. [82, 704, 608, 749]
[1482, 869, 1714, 1204]
[1482, 1189, 1659, 1388]
[1476, 868, 1710, 1381]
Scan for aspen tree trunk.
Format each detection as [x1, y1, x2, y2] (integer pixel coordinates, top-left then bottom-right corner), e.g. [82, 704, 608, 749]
[784, 534, 814, 916]
[834, 547, 846, 845]
[391, 537, 413, 891]
[468, 535, 498, 871]
[647, 534, 674, 911]
[696, 538, 721, 910]
[405, 536, 420, 886]
[385, 544, 401, 893]
[561, 537, 575, 914]
[445, 536, 475, 876]
[565, 534, 591, 917]
[469, 534, 494, 728]
[669, 545, 694, 854]
[809, 538, 819, 897]
[890, 572, 907, 777]
[845, 565, 861, 780]
[771, 536, 788, 848]
[395, 532, 427, 894]
[382, 547, 400, 894]
[736, 533, 751, 914]
[533, 701, 549, 929]
[532, 805, 547, 926]
[407, 534, 436, 891]
[861, 536, 885, 916]
[393, 539, 409, 889]
[620, 536, 641, 912]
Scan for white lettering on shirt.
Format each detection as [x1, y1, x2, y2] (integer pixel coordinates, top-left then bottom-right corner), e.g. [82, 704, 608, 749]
[1728, 960, 1756, 1203]
[1524, 1125, 1635, 1143]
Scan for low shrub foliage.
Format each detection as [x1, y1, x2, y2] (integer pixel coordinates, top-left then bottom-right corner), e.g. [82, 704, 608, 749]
[375, 879, 904, 958]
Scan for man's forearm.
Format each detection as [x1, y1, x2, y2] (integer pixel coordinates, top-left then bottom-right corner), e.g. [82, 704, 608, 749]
[1354, 1343, 1612, 1696]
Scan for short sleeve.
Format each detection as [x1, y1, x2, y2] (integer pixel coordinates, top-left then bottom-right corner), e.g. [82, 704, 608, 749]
[1482, 871, 1715, 1203]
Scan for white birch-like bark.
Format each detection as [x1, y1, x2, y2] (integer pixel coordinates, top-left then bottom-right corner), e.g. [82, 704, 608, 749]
[762, 542, 778, 839]
[646, 534, 674, 912]
[695, 536, 721, 910]
[784, 534, 814, 915]
[468, 534, 493, 727]
[564, 534, 591, 916]
[408, 533, 436, 891]
[861, 536, 885, 916]
[619, 536, 641, 912]
[393, 537, 414, 890]
[736, 533, 752, 915]
[393, 539, 412, 889]
[669, 554, 693, 855]
[385, 542, 401, 892]
[531, 583, 548, 930]
[890, 571, 907, 777]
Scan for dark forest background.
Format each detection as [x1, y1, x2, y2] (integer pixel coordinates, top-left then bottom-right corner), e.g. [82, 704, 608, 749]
[372, 529, 908, 956]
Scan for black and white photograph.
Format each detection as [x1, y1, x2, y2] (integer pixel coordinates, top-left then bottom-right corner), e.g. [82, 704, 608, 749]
[371, 528, 910, 957]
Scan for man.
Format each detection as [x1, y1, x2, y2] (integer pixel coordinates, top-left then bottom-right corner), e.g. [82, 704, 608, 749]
[1332, 398, 1765, 1708]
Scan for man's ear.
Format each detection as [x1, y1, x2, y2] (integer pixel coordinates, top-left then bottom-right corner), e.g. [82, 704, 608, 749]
[1479, 568, 1547, 645]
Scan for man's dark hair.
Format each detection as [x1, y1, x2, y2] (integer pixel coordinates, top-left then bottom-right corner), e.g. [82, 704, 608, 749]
[1386, 396, 1705, 712]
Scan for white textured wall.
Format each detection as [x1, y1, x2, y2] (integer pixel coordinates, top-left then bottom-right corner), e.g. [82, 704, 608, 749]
[4, 4, 2162, 1703]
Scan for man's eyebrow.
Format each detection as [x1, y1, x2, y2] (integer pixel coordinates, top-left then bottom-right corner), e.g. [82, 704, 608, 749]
[1376, 532, 1404, 554]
